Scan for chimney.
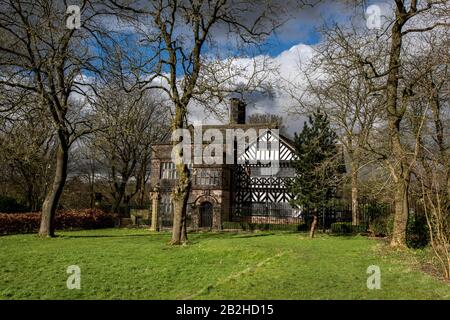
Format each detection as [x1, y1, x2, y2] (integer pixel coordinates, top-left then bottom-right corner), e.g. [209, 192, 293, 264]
[229, 98, 246, 124]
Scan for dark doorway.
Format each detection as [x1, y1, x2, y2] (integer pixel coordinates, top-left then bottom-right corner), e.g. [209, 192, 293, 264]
[199, 201, 213, 228]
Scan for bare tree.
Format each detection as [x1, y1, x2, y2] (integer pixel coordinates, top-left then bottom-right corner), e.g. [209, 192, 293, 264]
[91, 87, 170, 213]
[371, 0, 448, 247]
[286, 24, 382, 226]
[0, 1, 108, 236]
[297, 0, 449, 247]
[109, 0, 300, 244]
[408, 32, 449, 278]
[0, 96, 55, 211]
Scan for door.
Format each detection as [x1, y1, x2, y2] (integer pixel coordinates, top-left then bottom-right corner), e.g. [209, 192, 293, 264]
[199, 202, 213, 228]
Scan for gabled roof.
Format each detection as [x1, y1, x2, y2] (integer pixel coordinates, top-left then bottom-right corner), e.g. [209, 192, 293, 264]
[154, 122, 285, 145]
[237, 128, 297, 163]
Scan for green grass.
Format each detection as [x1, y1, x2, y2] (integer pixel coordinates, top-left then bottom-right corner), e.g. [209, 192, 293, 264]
[0, 228, 449, 299]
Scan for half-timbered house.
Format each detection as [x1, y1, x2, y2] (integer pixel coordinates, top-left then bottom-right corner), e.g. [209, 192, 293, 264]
[150, 98, 301, 230]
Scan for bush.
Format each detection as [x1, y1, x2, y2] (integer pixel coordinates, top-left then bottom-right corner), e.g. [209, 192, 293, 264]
[368, 213, 394, 237]
[0, 209, 118, 235]
[0, 196, 29, 213]
[368, 211, 429, 247]
[407, 214, 429, 249]
[331, 222, 367, 235]
[221, 221, 305, 232]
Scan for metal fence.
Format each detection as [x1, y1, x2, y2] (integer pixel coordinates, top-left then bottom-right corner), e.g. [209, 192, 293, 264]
[95, 198, 425, 231]
[231, 200, 398, 229]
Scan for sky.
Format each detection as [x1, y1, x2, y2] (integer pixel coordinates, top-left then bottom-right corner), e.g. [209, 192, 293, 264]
[94, 0, 395, 136]
[94, 0, 446, 137]
[188, 0, 393, 136]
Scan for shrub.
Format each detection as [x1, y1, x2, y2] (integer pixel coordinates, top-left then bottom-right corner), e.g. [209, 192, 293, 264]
[0, 209, 118, 235]
[368, 213, 394, 237]
[221, 221, 305, 232]
[406, 214, 429, 249]
[0, 196, 29, 213]
[331, 222, 367, 235]
[222, 221, 247, 230]
[368, 211, 429, 247]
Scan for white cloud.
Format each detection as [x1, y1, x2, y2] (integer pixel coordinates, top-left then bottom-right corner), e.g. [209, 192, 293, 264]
[188, 43, 316, 136]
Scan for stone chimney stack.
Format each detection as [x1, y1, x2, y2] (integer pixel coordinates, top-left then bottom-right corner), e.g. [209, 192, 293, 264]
[229, 98, 246, 124]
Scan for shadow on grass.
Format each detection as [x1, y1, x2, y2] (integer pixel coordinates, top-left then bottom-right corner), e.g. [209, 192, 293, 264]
[172, 231, 313, 245]
[186, 231, 240, 242]
[174, 231, 280, 245]
[55, 229, 301, 242]
[58, 230, 244, 242]
[57, 233, 161, 239]
[231, 232, 277, 239]
[328, 233, 371, 239]
[193, 231, 285, 239]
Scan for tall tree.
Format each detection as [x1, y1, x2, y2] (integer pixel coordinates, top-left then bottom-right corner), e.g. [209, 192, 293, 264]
[0, 1, 108, 236]
[381, 0, 447, 247]
[0, 103, 55, 211]
[305, 0, 449, 247]
[289, 110, 345, 238]
[287, 25, 381, 226]
[91, 87, 170, 213]
[111, 0, 294, 244]
[407, 32, 449, 277]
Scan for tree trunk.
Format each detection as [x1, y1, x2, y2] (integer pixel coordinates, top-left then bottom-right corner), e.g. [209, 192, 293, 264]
[171, 164, 190, 245]
[26, 183, 35, 211]
[390, 178, 409, 247]
[430, 83, 450, 199]
[89, 168, 95, 209]
[386, 15, 410, 247]
[309, 208, 318, 238]
[171, 198, 183, 244]
[39, 142, 68, 237]
[351, 164, 359, 226]
[138, 177, 146, 206]
[170, 100, 191, 245]
[138, 154, 148, 206]
[180, 214, 187, 243]
[111, 183, 126, 214]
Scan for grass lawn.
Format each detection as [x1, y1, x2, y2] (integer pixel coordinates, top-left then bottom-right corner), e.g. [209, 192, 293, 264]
[0, 228, 449, 299]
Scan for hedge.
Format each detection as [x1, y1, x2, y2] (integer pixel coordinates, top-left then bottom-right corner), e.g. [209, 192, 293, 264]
[331, 222, 367, 235]
[0, 209, 118, 235]
[222, 221, 306, 232]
